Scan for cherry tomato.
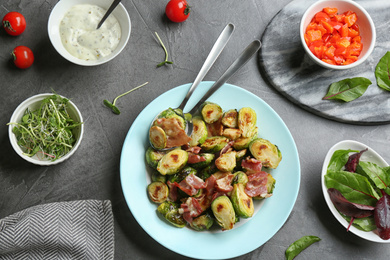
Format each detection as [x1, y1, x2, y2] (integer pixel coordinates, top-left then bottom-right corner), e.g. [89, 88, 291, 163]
[12, 46, 34, 69]
[2, 12, 26, 36]
[165, 0, 191, 23]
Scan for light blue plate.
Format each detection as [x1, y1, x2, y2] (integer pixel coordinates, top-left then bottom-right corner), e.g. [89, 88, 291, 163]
[120, 82, 300, 259]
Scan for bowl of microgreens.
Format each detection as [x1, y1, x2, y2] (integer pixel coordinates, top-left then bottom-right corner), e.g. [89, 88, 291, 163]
[8, 93, 84, 166]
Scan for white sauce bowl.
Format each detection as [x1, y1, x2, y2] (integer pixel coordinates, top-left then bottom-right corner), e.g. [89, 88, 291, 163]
[48, 0, 131, 66]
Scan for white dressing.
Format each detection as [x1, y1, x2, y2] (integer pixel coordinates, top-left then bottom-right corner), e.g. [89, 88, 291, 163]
[59, 4, 121, 61]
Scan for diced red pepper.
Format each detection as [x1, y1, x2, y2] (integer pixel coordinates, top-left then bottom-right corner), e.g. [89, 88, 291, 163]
[323, 7, 338, 17]
[344, 13, 357, 27]
[314, 11, 331, 23]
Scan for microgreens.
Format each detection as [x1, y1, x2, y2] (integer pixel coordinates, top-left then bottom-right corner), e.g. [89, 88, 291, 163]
[155, 32, 173, 67]
[103, 82, 149, 115]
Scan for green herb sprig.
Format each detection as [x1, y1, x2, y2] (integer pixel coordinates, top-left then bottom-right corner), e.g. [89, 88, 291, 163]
[155, 32, 173, 67]
[7, 94, 83, 161]
[103, 82, 149, 115]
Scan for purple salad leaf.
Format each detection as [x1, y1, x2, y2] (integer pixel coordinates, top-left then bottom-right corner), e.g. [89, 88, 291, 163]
[345, 148, 368, 173]
[374, 190, 390, 240]
[323, 77, 372, 102]
[328, 188, 375, 231]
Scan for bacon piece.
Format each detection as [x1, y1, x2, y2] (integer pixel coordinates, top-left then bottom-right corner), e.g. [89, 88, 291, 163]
[219, 141, 234, 155]
[181, 197, 203, 223]
[215, 173, 234, 193]
[187, 153, 207, 164]
[174, 173, 206, 196]
[154, 118, 192, 148]
[245, 171, 269, 197]
[204, 175, 216, 197]
[167, 181, 178, 202]
[186, 146, 202, 154]
[242, 157, 263, 174]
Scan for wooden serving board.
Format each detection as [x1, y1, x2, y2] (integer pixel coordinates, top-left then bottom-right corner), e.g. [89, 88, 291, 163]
[259, 0, 390, 125]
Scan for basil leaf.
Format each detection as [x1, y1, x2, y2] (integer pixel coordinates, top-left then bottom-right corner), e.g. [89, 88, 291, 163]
[285, 236, 320, 260]
[323, 77, 372, 102]
[325, 170, 380, 206]
[375, 51, 390, 91]
[327, 149, 359, 172]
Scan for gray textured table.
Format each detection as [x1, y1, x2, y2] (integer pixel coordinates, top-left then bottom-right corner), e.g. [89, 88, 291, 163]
[1, 0, 390, 259]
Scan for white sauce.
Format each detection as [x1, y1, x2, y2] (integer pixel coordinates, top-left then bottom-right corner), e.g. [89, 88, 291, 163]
[59, 4, 121, 61]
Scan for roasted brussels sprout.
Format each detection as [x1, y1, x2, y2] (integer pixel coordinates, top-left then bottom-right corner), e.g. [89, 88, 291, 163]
[189, 116, 208, 147]
[157, 149, 188, 175]
[197, 164, 217, 180]
[149, 126, 167, 150]
[147, 181, 169, 203]
[201, 102, 223, 124]
[190, 212, 214, 231]
[157, 202, 186, 228]
[201, 136, 229, 153]
[169, 166, 197, 183]
[215, 151, 237, 172]
[211, 195, 236, 230]
[249, 138, 282, 169]
[145, 147, 165, 169]
[232, 127, 258, 150]
[252, 173, 276, 200]
[221, 109, 238, 128]
[238, 107, 257, 138]
[231, 183, 254, 218]
[189, 153, 215, 169]
[232, 171, 249, 185]
[222, 128, 242, 140]
[151, 171, 167, 183]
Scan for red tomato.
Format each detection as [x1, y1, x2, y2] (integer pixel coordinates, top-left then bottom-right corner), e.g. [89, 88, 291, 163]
[165, 0, 191, 23]
[2, 12, 26, 36]
[12, 46, 34, 69]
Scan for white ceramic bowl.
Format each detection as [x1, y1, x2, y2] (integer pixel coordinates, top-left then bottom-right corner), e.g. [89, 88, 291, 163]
[48, 0, 131, 66]
[321, 140, 390, 243]
[300, 0, 376, 70]
[8, 93, 84, 166]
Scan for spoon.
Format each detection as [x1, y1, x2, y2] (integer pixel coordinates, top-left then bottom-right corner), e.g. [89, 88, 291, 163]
[97, 0, 121, 29]
[150, 39, 262, 151]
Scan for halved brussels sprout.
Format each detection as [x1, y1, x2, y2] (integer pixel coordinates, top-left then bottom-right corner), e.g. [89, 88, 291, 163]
[231, 183, 254, 218]
[189, 153, 215, 169]
[197, 165, 217, 180]
[215, 151, 237, 172]
[222, 128, 242, 140]
[168, 166, 197, 183]
[157, 149, 188, 175]
[190, 213, 214, 231]
[252, 173, 276, 200]
[211, 195, 236, 230]
[189, 116, 208, 146]
[147, 181, 169, 203]
[232, 127, 258, 150]
[201, 102, 223, 124]
[238, 107, 257, 138]
[232, 171, 249, 185]
[249, 138, 282, 169]
[149, 126, 167, 150]
[221, 109, 238, 128]
[201, 136, 229, 153]
[145, 147, 165, 169]
[157, 202, 186, 228]
[151, 171, 167, 183]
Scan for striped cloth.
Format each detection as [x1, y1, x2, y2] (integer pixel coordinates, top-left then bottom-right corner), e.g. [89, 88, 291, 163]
[0, 200, 114, 260]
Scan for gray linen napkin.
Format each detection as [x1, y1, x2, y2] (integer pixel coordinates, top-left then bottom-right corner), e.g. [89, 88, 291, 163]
[0, 200, 114, 260]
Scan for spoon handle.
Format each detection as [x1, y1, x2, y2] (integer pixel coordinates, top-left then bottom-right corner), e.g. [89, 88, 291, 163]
[189, 40, 262, 115]
[177, 23, 235, 111]
[97, 0, 122, 29]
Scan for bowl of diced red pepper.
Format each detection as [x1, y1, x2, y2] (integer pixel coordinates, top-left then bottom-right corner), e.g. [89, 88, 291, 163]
[300, 0, 375, 70]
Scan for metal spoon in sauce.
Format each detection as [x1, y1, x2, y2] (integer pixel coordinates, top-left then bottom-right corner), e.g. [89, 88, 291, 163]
[149, 39, 262, 151]
[97, 0, 121, 29]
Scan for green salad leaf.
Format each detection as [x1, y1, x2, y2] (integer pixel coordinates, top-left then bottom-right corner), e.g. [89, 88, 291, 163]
[327, 149, 358, 172]
[325, 170, 380, 206]
[375, 51, 390, 91]
[285, 236, 320, 260]
[323, 77, 372, 102]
